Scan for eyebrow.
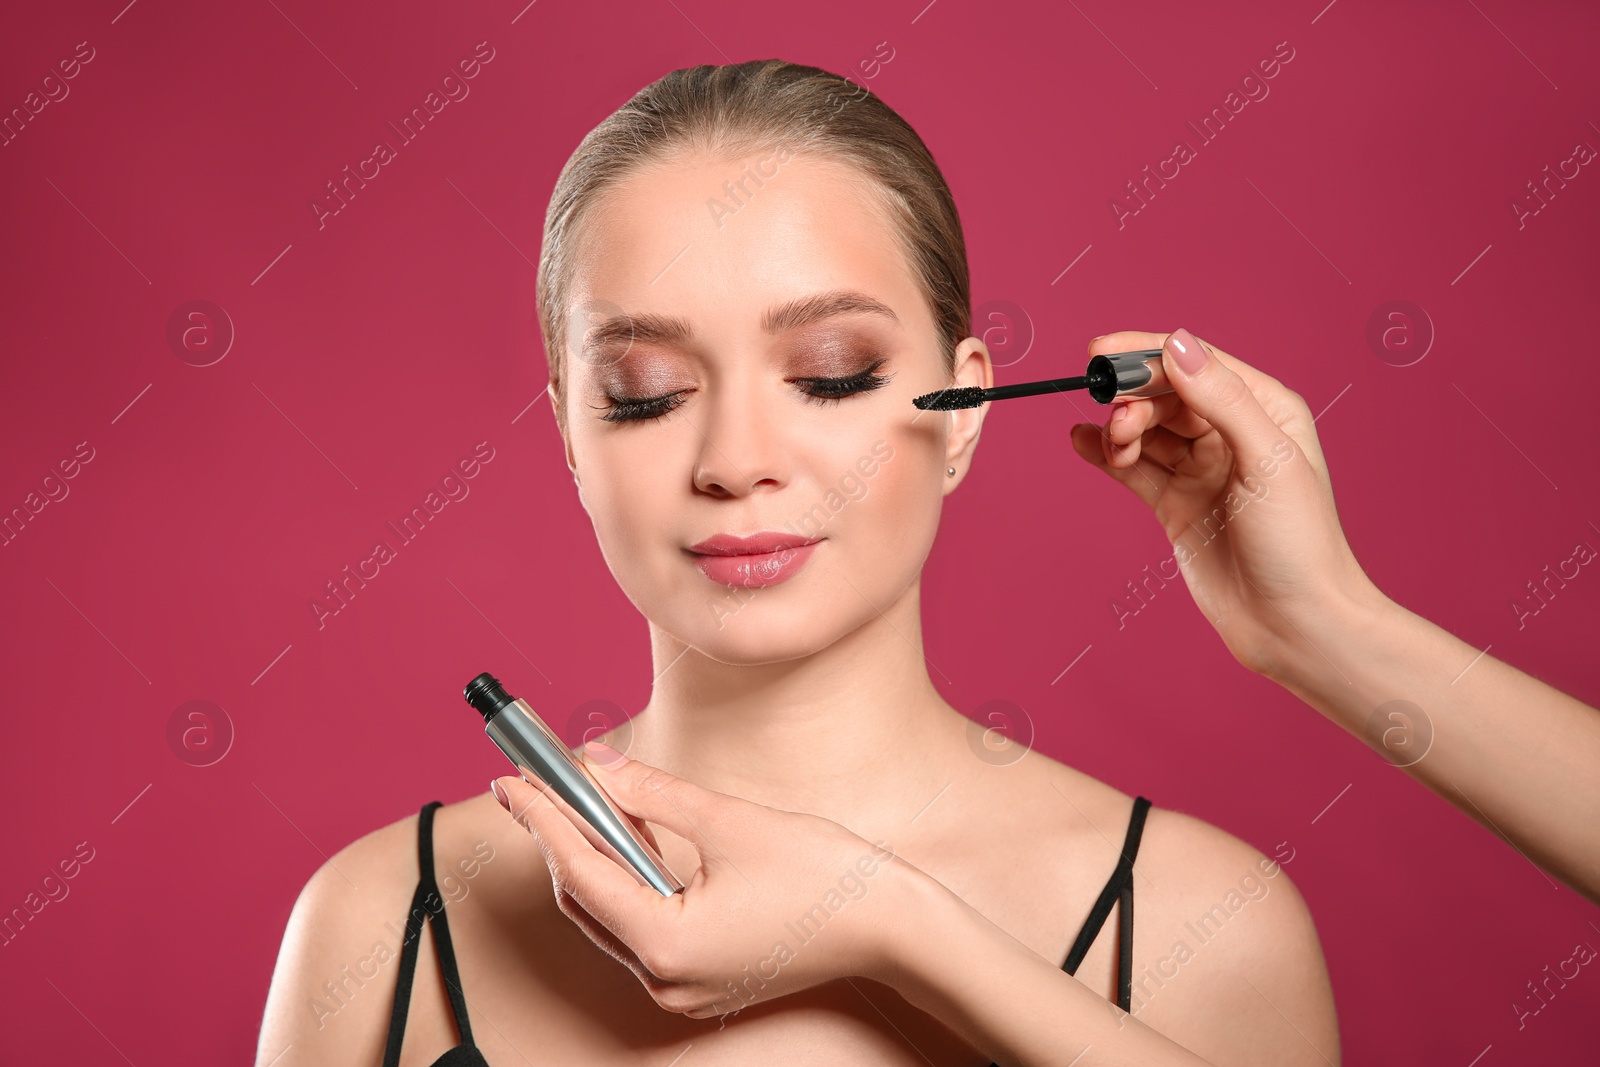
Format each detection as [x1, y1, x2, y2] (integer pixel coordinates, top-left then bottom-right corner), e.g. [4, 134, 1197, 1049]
[579, 289, 900, 355]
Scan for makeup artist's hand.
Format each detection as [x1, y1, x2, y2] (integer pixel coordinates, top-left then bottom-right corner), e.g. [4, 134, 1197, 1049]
[490, 743, 913, 1020]
[1071, 329, 1600, 906]
[1068, 327, 1382, 679]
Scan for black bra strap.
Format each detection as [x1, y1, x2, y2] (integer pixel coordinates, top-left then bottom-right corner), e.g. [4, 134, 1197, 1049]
[1062, 795, 1152, 1013]
[380, 801, 477, 1067]
[1116, 865, 1137, 1010]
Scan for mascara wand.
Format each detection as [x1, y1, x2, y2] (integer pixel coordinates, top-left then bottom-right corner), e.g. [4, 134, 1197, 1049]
[913, 348, 1170, 411]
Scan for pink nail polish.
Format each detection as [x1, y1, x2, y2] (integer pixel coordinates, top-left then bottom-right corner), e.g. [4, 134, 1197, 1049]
[490, 779, 509, 811]
[1166, 328, 1205, 375]
[583, 740, 628, 769]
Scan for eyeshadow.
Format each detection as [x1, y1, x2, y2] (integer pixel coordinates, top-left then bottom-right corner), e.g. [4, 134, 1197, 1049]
[591, 355, 687, 395]
[783, 329, 890, 376]
[587, 325, 893, 392]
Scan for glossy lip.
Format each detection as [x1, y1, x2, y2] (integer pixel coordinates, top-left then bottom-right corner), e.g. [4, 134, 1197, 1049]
[686, 532, 823, 589]
[688, 531, 822, 556]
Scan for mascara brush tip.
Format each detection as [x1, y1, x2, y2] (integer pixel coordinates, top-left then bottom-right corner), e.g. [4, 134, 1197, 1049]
[912, 386, 987, 411]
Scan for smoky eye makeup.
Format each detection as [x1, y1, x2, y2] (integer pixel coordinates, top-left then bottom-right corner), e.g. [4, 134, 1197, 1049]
[590, 353, 896, 424]
[590, 351, 687, 394]
[790, 356, 894, 403]
[585, 357, 691, 423]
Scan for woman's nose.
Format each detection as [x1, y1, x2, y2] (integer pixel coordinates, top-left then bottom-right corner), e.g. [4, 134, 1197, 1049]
[690, 384, 788, 498]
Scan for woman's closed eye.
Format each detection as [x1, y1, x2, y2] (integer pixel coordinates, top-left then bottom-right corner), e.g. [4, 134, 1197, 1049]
[595, 359, 895, 424]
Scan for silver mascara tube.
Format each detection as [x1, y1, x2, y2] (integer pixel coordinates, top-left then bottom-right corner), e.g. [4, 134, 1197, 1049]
[464, 672, 685, 896]
[1085, 348, 1171, 403]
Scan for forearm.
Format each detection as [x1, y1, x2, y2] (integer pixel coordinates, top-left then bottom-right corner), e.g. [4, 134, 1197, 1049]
[871, 863, 1214, 1067]
[1266, 584, 1600, 901]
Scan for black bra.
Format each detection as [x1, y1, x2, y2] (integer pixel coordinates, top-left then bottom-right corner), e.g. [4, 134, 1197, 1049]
[381, 795, 1153, 1067]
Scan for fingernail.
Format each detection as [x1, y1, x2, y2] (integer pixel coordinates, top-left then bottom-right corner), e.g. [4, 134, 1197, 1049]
[490, 779, 510, 812]
[583, 740, 628, 769]
[1111, 403, 1130, 425]
[1166, 328, 1205, 375]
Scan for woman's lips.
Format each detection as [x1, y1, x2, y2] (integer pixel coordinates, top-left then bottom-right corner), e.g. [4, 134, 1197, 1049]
[687, 538, 821, 588]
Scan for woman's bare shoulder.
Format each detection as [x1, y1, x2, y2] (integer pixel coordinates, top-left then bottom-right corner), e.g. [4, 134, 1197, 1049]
[1014, 750, 1298, 893]
[1134, 805, 1340, 1063]
[1013, 756, 1339, 1063]
[1023, 752, 1321, 951]
[253, 796, 504, 1066]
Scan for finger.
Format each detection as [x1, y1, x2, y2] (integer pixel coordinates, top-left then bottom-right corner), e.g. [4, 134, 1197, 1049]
[495, 774, 655, 937]
[553, 883, 649, 978]
[1096, 415, 1172, 477]
[569, 744, 666, 855]
[1102, 417, 1145, 468]
[1190, 330, 1328, 473]
[1100, 414, 1139, 468]
[1136, 425, 1195, 469]
[1089, 330, 1169, 358]
[496, 774, 602, 875]
[1107, 394, 1213, 445]
[581, 744, 734, 861]
[1069, 423, 1169, 509]
[1091, 330, 1292, 404]
[1155, 328, 1289, 467]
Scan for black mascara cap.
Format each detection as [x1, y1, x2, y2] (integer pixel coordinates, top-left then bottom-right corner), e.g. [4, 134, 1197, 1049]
[464, 672, 515, 723]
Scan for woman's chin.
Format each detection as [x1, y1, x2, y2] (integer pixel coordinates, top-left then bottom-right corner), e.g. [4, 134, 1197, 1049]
[662, 602, 844, 667]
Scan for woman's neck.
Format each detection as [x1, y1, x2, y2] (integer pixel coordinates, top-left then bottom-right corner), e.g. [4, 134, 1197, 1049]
[626, 583, 971, 833]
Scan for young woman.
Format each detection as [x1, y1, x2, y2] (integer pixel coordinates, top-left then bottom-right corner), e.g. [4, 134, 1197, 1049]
[256, 59, 1349, 1067]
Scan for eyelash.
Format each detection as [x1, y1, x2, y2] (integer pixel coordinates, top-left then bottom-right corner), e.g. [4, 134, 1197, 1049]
[597, 360, 894, 424]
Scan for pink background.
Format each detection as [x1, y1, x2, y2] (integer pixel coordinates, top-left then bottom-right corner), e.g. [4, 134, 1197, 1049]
[3, 0, 1598, 1062]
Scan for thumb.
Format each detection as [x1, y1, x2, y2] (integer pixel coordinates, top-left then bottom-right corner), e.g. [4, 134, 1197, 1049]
[1159, 327, 1284, 465]
[580, 742, 728, 855]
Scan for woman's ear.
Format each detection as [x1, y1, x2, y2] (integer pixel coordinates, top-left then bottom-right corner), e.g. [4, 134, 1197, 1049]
[942, 336, 992, 491]
[553, 387, 588, 508]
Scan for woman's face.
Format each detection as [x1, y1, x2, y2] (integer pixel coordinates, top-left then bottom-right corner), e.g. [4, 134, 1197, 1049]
[558, 148, 987, 664]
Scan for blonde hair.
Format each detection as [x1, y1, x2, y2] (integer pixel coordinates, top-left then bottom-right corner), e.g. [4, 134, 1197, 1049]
[536, 58, 971, 439]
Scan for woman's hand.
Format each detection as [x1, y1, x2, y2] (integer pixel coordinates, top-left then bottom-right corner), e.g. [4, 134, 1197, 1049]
[490, 743, 911, 1021]
[1068, 327, 1385, 679]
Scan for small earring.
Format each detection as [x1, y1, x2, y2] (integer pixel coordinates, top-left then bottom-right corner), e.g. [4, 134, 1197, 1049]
[947, 467, 957, 477]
